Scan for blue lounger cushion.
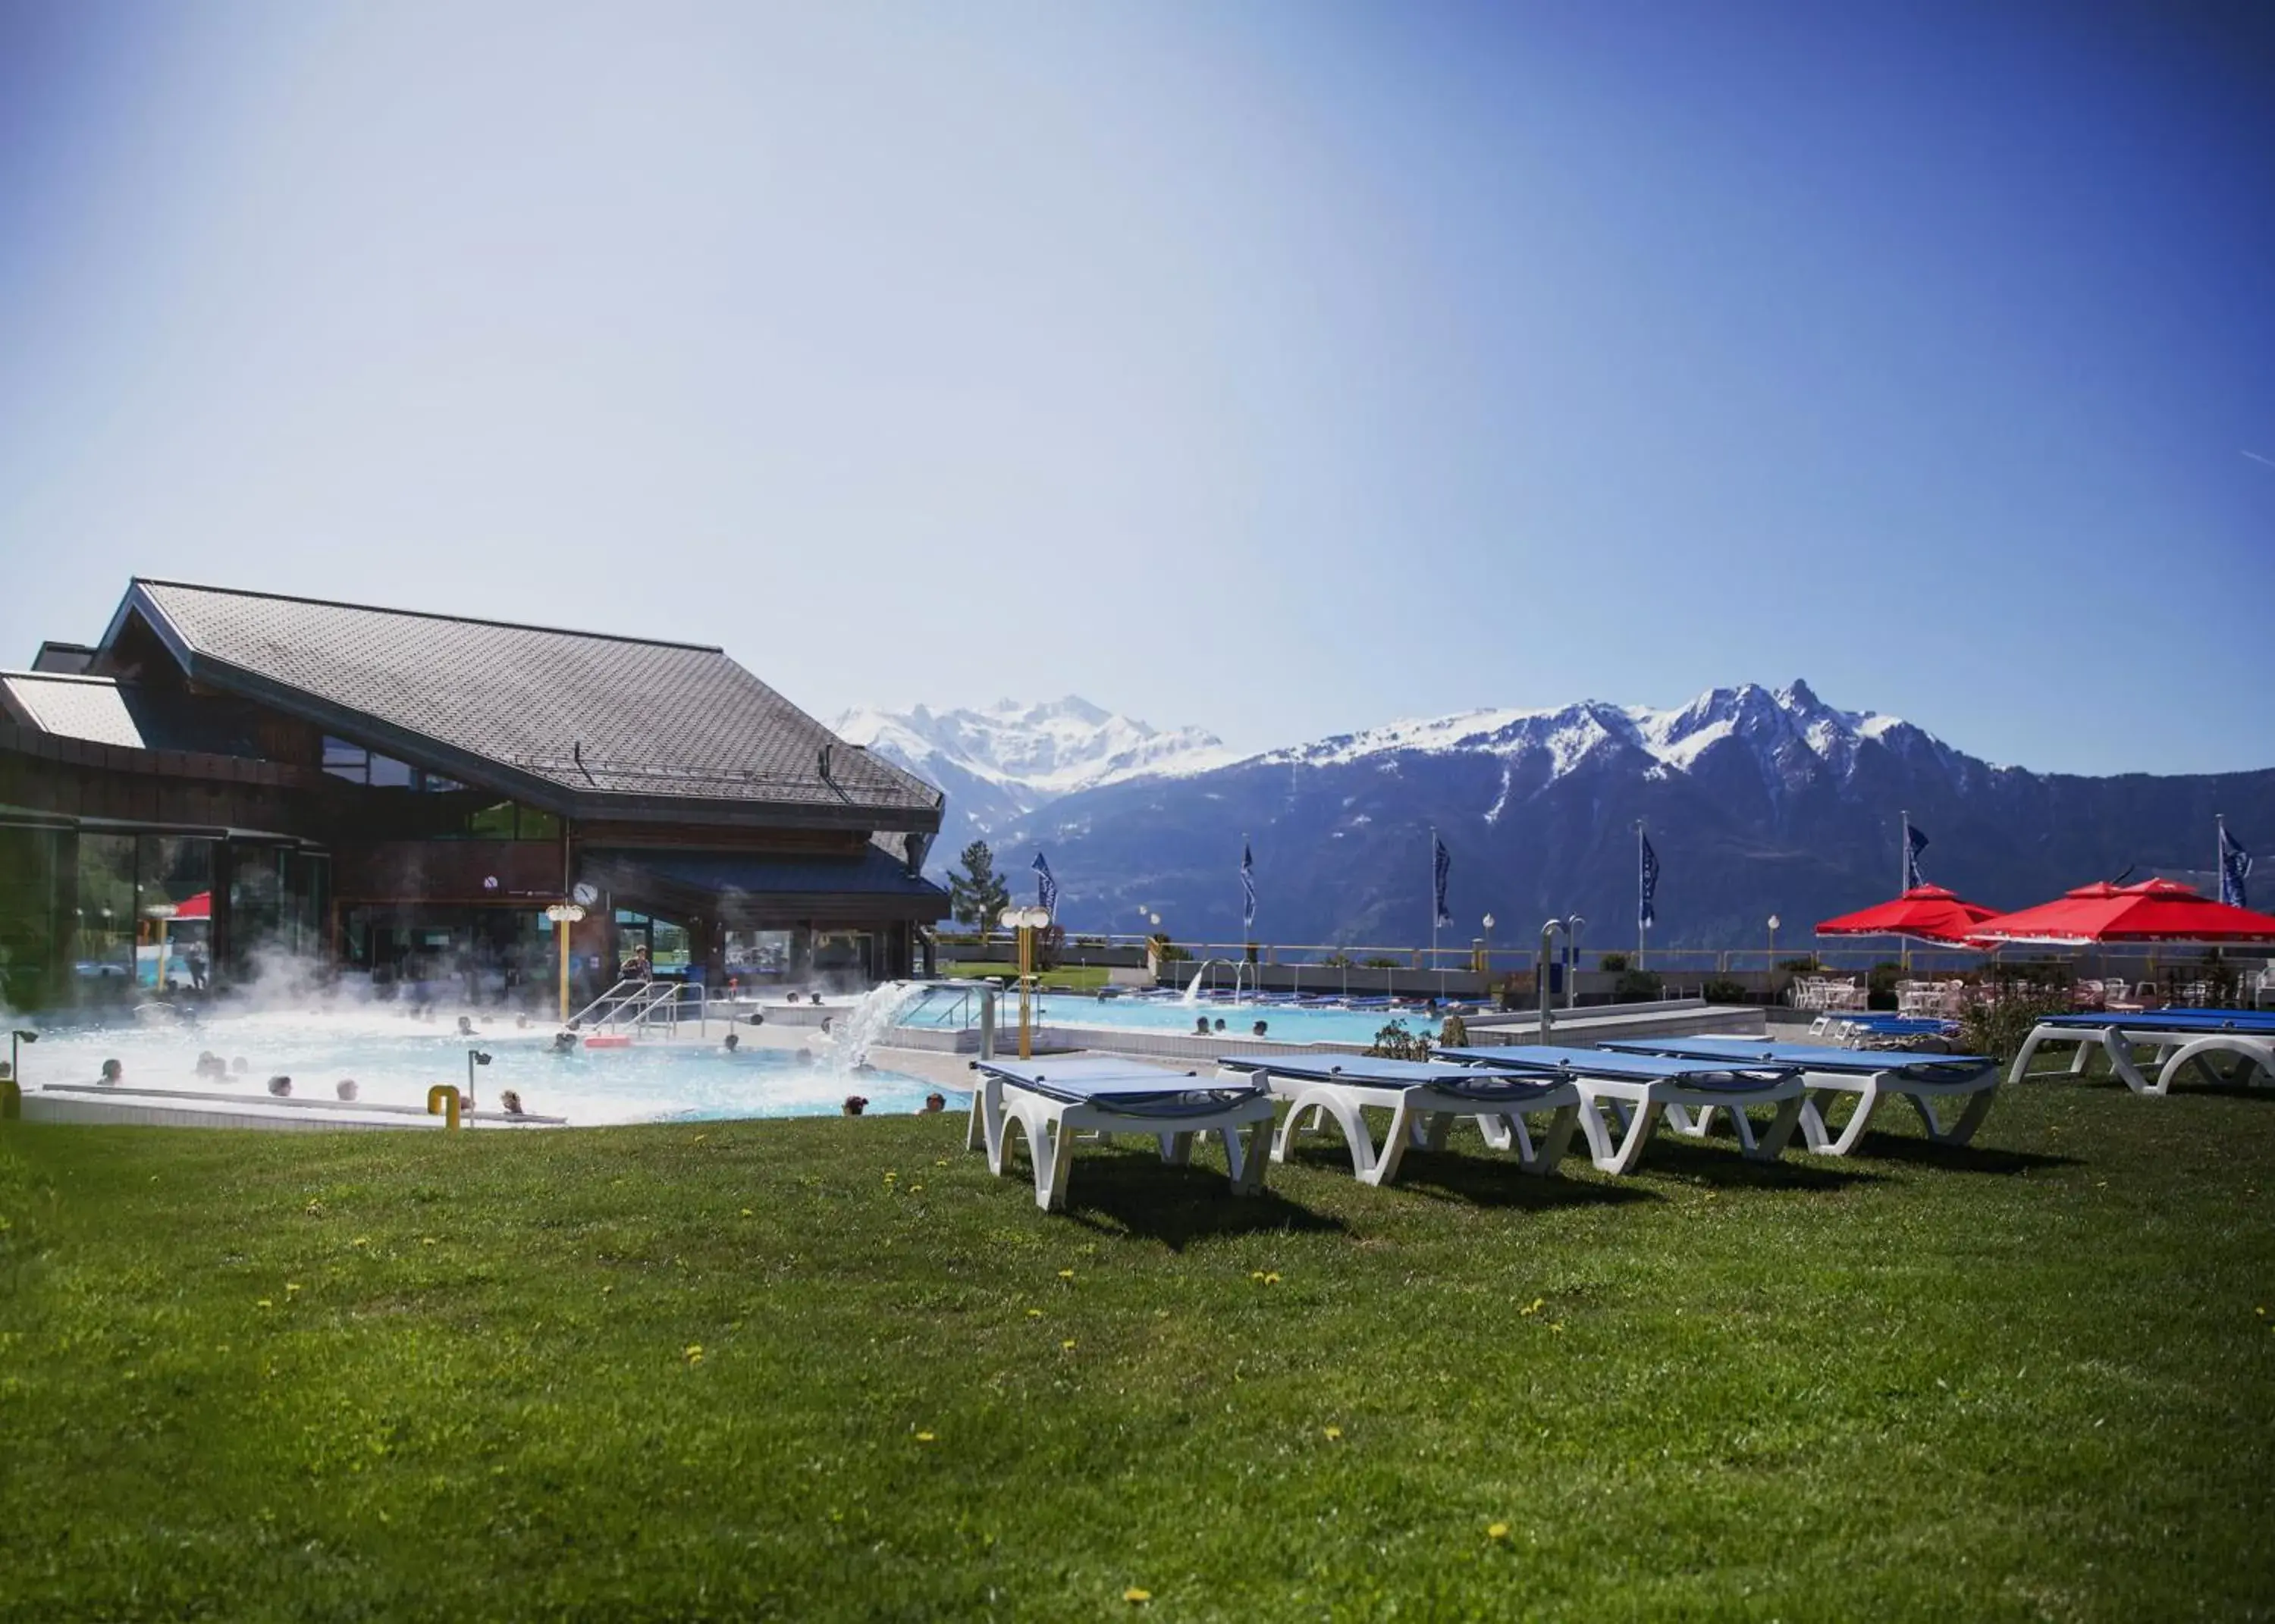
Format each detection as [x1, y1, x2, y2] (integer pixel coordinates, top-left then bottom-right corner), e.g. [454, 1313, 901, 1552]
[1216, 1053, 1571, 1101]
[1598, 1036, 1994, 1080]
[972, 1057, 1267, 1117]
[2040, 1009, 2275, 1033]
[1436, 1046, 1799, 1090]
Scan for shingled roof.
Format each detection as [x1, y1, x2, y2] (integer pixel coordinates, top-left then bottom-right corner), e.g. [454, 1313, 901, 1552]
[102, 580, 943, 829]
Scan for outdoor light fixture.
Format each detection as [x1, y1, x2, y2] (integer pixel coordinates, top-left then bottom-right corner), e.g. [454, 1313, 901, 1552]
[544, 901, 588, 1023]
[999, 906, 1053, 1059]
[1768, 915, 1781, 982]
[468, 1048, 492, 1104]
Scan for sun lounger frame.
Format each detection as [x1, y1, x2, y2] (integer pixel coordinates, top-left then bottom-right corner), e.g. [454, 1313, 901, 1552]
[2010, 1014, 2275, 1097]
[1437, 1046, 1806, 1176]
[1598, 1037, 2000, 1154]
[1214, 1055, 1581, 1186]
[968, 1058, 1276, 1211]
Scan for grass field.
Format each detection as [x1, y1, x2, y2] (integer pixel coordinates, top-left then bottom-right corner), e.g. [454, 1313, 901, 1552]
[3, 1071, 2272, 1621]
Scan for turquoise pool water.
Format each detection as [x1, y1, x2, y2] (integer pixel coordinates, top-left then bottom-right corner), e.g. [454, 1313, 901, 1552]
[896, 988, 1467, 1047]
[13, 1009, 953, 1124]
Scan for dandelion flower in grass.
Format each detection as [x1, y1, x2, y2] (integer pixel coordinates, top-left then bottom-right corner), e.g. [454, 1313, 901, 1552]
[1487, 1522, 1509, 1541]
[1062, 1340, 1078, 1351]
[909, 1184, 924, 1194]
[1323, 1426, 1342, 1441]
[284, 1282, 301, 1294]
[683, 1343, 704, 1365]
[915, 1431, 936, 1444]
[741, 1208, 754, 1218]
[350, 1237, 369, 1248]
[256, 1299, 273, 1310]
[1263, 1272, 1281, 1285]
[1124, 1588, 1151, 1604]
[1026, 1308, 1043, 1318]
[1057, 1269, 1075, 1281]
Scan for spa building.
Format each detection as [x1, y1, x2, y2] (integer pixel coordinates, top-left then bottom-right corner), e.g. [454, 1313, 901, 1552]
[0, 579, 949, 1010]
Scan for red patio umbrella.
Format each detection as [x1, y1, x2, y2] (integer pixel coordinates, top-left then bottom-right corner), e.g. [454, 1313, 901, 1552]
[1815, 885, 1999, 946]
[1966, 878, 2275, 947]
[170, 891, 212, 920]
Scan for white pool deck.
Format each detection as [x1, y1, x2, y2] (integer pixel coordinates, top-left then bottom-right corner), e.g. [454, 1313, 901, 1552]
[5, 999, 1767, 1131]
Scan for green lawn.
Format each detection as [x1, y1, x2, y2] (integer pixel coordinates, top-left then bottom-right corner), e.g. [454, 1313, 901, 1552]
[3, 1073, 2273, 1621]
[940, 960, 1115, 990]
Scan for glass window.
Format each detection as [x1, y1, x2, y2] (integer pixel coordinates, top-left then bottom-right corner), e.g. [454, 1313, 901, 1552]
[416, 770, 466, 794]
[322, 736, 369, 783]
[516, 804, 561, 842]
[469, 802, 517, 839]
[76, 833, 138, 986]
[369, 754, 413, 788]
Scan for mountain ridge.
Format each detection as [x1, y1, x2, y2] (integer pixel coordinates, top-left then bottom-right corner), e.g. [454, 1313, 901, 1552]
[839, 685, 2273, 945]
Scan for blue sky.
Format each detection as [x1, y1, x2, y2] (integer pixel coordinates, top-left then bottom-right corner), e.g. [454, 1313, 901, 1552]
[1, 0, 2268, 775]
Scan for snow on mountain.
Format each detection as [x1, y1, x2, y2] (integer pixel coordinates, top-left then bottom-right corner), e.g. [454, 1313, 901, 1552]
[833, 697, 1234, 820]
[1263, 679, 1946, 797]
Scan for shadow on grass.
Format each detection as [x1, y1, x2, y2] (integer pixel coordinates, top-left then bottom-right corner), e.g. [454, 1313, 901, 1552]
[1357, 1151, 1663, 1211]
[1632, 1135, 1887, 1190]
[1051, 1150, 1349, 1249]
[1850, 1136, 2085, 1175]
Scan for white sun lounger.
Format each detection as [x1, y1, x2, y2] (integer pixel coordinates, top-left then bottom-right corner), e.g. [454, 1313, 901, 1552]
[1213, 1053, 1582, 1186]
[2009, 1011, 2275, 1097]
[1598, 1036, 2000, 1154]
[1437, 1046, 1805, 1176]
[968, 1056, 1276, 1211]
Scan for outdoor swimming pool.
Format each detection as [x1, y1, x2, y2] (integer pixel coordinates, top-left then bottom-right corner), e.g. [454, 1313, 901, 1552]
[893, 986, 1475, 1047]
[9, 1009, 952, 1124]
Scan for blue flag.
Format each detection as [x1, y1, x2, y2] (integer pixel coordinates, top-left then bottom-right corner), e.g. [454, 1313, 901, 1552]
[2221, 825, 2252, 911]
[1905, 823, 1930, 890]
[1640, 833, 1660, 928]
[1432, 833, 1452, 930]
[1241, 839, 1257, 930]
[1031, 850, 1059, 917]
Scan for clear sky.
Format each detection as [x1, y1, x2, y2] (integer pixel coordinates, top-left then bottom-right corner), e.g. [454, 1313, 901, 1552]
[2, 0, 2269, 776]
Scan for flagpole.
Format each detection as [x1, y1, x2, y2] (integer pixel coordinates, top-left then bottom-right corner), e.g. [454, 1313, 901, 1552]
[1900, 809, 1909, 892]
[2217, 813, 2225, 902]
[1429, 826, 1438, 984]
[1636, 819, 1647, 971]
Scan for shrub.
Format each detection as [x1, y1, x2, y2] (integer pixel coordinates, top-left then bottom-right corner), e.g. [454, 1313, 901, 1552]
[1320, 952, 1354, 969]
[1612, 969, 1664, 1005]
[1701, 977, 1749, 1005]
[1497, 974, 1534, 1011]
[1598, 952, 1630, 973]
[1152, 939, 1191, 963]
[1960, 989, 2074, 1063]
[1360, 957, 1399, 970]
[1367, 1020, 1423, 1061]
[1439, 1014, 1470, 1049]
[1777, 957, 1819, 973]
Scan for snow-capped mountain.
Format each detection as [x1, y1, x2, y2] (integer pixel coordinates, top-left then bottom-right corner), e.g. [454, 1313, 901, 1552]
[1267, 680, 1955, 788]
[967, 680, 2273, 947]
[833, 696, 1232, 861]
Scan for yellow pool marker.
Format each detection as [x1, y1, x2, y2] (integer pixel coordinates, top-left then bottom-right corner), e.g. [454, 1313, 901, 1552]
[426, 1085, 462, 1130]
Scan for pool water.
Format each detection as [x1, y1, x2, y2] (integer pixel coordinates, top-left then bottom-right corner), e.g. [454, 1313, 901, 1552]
[895, 987, 1473, 1047]
[9, 1009, 953, 1125]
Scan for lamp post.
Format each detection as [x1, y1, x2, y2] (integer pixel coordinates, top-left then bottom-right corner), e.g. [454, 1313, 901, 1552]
[466, 1048, 491, 1111]
[1480, 914, 1495, 979]
[544, 903, 587, 1023]
[1767, 915, 1781, 1002]
[1000, 905, 1053, 1059]
[7, 1028, 35, 1089]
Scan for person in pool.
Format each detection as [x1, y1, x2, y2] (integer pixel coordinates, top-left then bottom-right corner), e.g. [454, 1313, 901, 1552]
[920, 1093, 946, 1114]
[99, 1058, 124, 1086]
[722, 1032, 739, 1052]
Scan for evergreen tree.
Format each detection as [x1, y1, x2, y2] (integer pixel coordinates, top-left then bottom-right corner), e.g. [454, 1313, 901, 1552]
[948, 840, 1010, 933]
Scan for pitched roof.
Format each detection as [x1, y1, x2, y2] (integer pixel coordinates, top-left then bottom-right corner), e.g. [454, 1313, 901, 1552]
[1, 672, 146, 749]
[107, 579, 942, 827]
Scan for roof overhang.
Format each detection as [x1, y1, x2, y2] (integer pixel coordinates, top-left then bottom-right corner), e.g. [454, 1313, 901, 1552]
[99, 584, 940, 834]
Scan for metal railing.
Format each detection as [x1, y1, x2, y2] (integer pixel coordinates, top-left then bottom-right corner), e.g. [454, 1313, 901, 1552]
[567, 978, 711, 1037]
